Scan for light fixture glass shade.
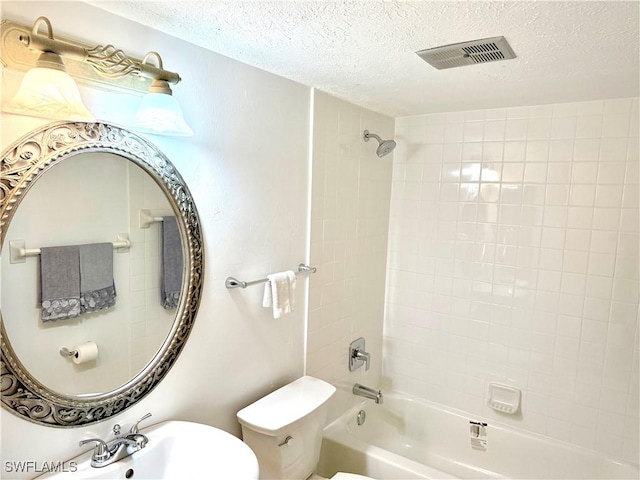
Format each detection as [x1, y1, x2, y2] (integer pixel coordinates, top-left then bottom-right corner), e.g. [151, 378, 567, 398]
[3, 67, 95, 122]
[131, 92, 193, 136]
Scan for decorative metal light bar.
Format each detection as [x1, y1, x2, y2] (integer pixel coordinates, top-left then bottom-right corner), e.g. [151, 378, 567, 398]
[1, 16, 192, 135]
[17, 17, 181, 85]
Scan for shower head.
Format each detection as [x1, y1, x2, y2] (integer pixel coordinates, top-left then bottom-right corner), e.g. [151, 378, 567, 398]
[363, 130, 396, 157]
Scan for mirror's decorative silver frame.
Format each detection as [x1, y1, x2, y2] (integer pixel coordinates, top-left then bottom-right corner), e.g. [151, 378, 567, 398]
[0, 121, 204, 427]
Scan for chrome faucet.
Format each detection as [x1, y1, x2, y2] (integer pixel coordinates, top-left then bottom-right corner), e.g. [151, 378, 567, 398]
[353, 383, 384, 404]
[80, 413, 152, 468]
[349, 337, 371, 371]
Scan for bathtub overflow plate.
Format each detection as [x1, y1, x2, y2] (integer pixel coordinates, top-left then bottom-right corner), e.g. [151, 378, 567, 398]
[356, 409, 366, 426]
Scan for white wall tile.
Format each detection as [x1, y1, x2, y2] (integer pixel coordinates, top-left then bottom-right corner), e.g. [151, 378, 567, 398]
[595, 185, 624, 208]
[387, 98, 639, 464]
[549, 140, 574, 162]
[575, 139, 602, 162]
[572, 162, 598, 184]
[550, 117, 577, 139]
[570, 185, 596, 206]
[308, 91, 393, 422]
[547, 163, 572, 184]
[598, 162, 628, 185]
[576, 115, 604, 138]
[528, 117, 552, 140]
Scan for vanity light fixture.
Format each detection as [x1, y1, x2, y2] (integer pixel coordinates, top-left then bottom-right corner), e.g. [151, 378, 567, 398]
[130, 53, 194, 136]
[3, 17, 94, 121]
[2, 16, 193, 136]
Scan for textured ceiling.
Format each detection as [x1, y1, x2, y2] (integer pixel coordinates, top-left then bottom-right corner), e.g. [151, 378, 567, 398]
[89, 1, 639, 117]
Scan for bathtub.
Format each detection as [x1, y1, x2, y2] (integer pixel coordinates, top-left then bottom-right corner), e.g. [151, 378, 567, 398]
[317, 392, 639, 480]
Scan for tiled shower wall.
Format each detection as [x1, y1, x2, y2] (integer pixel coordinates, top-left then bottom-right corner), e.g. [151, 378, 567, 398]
[384, 98, 639, 462]
[127, 164, 177, 375]
[307, 90, 393, 422]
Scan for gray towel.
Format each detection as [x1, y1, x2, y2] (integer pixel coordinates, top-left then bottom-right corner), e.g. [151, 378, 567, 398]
[161, 216, 183, 309]
[40, 246, 81, 322]
[79, 243, 116, 313]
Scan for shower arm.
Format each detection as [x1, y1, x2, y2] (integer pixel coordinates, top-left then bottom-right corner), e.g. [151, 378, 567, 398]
[363, 130, 383, 143]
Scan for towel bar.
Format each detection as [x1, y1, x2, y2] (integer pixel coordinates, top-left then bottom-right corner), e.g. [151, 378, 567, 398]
[225, 264, 317, 289]
[139, 209, 173, 229]
[9, 233, 131, 264]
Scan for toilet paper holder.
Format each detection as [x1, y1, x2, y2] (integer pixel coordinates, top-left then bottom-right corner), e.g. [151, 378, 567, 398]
[60, 341, 99, 364]
[60, 347, 78, 357]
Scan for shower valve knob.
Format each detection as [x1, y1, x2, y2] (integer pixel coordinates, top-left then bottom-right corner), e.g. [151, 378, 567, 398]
[354, 349, 371, 371]
[349, 337, 371, 371]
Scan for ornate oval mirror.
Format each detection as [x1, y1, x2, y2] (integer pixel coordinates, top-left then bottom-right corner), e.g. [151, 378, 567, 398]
[0, 122, 204, 427]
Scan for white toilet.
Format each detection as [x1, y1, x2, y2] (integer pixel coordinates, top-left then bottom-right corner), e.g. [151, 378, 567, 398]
[236, 376, 373, 480]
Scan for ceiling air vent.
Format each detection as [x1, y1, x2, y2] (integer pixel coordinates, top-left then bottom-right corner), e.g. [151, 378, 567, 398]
[416, 36, 516, 70]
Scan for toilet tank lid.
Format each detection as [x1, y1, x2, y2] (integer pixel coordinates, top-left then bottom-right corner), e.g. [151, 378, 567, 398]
[237, 376, 336, 434]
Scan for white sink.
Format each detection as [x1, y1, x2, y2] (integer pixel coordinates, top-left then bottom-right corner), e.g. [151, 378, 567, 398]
[37, 420, 259, 479]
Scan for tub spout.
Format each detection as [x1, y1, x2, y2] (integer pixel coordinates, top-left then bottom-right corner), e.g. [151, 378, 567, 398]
[353, 383, 383, 404]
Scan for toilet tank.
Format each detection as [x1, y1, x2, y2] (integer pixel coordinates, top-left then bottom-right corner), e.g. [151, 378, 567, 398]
[237, 376, 336, 480]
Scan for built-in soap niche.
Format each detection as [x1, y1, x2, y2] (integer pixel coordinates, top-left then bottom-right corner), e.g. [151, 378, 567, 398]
[487, 383, 522, 415]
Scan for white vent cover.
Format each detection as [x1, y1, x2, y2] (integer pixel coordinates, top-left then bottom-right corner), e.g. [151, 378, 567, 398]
[416, 36, 516, 70]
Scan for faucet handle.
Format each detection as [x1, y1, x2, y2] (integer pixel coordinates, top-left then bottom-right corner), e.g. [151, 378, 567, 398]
[349, 337, 372, 372]
[79, 438, 109, 462]
[130, 413, 152, 434]
[355, 349, 371, 371]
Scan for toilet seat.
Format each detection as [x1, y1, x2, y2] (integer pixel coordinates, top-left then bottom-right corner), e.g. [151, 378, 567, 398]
[330, 473, 375, 480]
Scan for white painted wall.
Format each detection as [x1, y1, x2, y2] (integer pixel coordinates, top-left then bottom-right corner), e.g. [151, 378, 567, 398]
[1, 2, 310, 478]
[386, 98, 639, 463]
[306, 90, 393, 423]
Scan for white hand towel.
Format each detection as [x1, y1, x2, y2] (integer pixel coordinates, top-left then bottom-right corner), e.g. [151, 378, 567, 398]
[262, 271, 296, 318]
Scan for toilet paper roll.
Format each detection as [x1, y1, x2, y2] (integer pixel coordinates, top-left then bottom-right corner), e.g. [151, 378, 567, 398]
[72, 341, 98, 364]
